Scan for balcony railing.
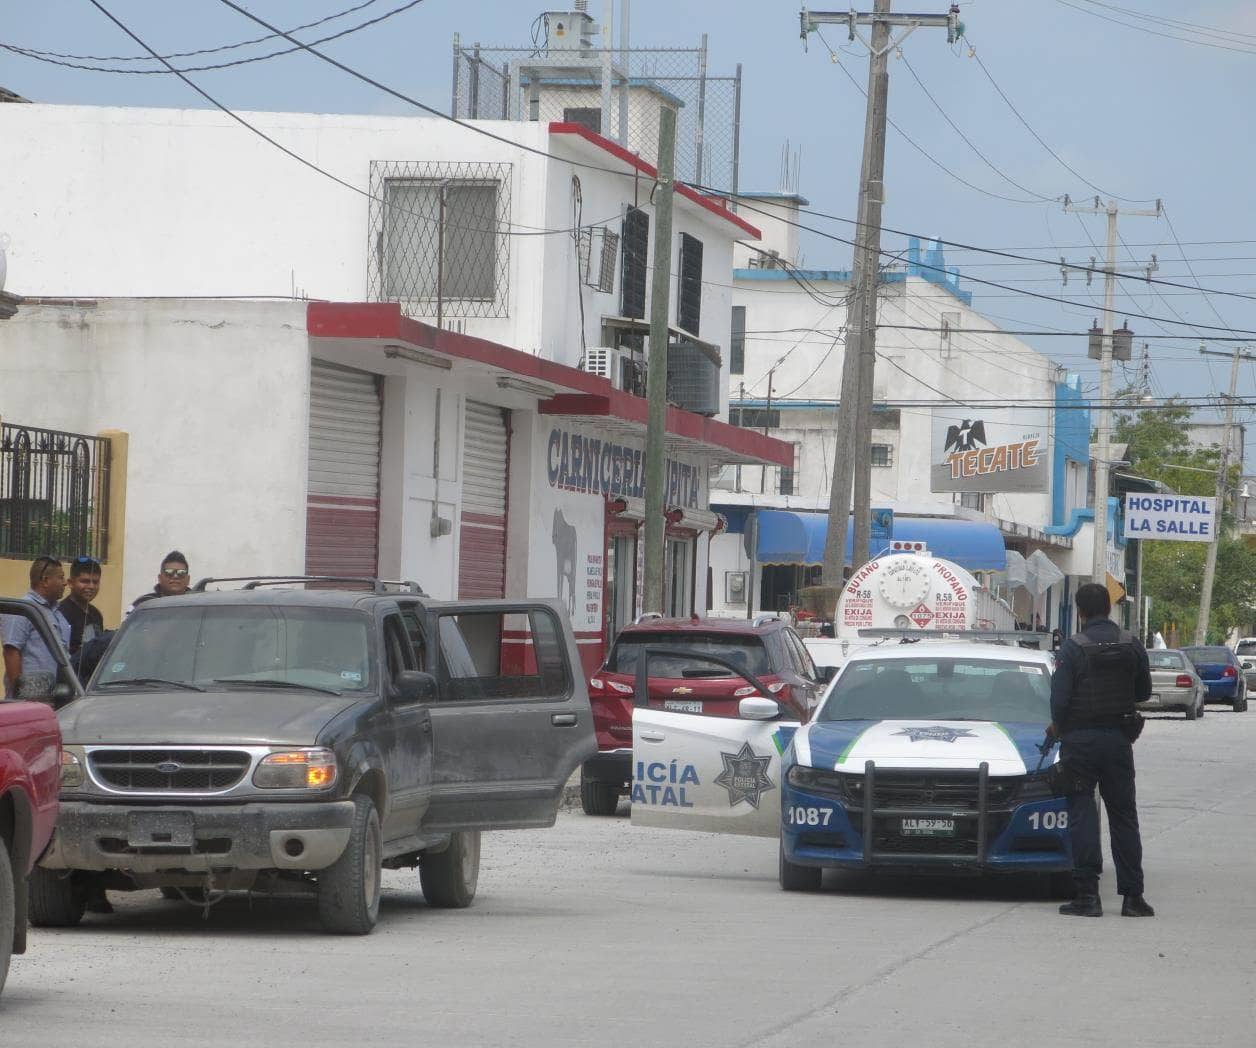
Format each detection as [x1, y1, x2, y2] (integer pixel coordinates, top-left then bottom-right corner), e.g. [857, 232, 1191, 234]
[0, 423, 111, 560]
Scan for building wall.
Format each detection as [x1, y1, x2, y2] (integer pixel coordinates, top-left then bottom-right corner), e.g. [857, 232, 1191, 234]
[0, 300, 310, 606]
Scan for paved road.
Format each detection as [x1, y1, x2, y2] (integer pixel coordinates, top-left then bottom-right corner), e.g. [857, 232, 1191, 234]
[4, 707, 1254, 1047]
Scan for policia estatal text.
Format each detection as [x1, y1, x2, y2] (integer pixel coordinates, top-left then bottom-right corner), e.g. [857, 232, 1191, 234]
[1049, 583, 1155, 918]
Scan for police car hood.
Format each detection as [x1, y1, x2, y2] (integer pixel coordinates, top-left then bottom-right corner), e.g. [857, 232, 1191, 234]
[797, 719, 1050, 776]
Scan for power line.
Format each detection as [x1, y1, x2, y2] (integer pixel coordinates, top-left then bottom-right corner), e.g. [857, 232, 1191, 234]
[1056, 0, 1256, 56]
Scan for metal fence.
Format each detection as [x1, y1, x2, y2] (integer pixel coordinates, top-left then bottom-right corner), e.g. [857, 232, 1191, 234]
[451, 38, 741, 193]
[0, 423, 111, 561]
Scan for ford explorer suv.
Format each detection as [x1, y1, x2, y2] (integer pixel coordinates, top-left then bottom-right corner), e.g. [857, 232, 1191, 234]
[31, 577, 595, 935]
[580, 615, 832, 816]
[1, 596, 70, 996]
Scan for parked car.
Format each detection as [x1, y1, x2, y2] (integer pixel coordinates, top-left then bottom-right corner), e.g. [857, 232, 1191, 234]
[580, 615, 834, 816]
[1234, 638, 1256, 692]
[32, 577, 595, 935]
[1143, 649, 1205, 720]
[1182, 645, 1248, 713]
[0, 597, 69, 996]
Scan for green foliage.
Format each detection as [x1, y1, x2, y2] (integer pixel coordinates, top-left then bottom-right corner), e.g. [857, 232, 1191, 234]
[1117, 403, 1254, 641]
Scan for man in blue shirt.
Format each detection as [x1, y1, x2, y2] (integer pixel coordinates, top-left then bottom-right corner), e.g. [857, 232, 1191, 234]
[2, 555, 72, 701]
[1049, 582, 1153, 918]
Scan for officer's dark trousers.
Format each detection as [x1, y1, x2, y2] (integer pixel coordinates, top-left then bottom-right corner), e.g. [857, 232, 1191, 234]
[1060, 727, 1144, 897]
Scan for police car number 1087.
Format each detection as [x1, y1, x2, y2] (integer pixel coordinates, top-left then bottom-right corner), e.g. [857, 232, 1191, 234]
[786, 806, 833, 827]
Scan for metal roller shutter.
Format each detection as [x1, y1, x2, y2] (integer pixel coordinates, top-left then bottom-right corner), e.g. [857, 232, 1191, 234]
[305, 361, 381, 579]
[458, 400, 509, 599]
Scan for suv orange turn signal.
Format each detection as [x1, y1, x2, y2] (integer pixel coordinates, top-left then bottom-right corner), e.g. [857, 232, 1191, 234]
[253, 748, 338, 790]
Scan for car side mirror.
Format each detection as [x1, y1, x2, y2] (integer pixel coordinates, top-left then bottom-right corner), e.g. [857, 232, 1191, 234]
[815, 665, 839, 684]
[738, 696, 782, 721]
[51, 682, 75, 707]
[394, 670, 438, 705]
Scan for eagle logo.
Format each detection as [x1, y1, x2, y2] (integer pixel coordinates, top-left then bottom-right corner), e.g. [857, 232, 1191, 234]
[894, 726, 977, 744]
[944, 419, 987, 453]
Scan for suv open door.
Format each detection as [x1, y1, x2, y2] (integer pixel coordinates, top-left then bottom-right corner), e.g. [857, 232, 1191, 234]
[420, 600, 595, 831]
[629, 649, 799, 838]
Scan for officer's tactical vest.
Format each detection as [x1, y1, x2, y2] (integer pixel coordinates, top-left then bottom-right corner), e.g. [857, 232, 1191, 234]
[1068, 629, 1139, 725]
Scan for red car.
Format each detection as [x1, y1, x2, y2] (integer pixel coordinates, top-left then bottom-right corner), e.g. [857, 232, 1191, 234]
[1, 597, 70, 996]
[580, 615, 831, 815]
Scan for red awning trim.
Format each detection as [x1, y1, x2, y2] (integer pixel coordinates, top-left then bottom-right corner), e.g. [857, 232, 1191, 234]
[306, 302, 792, 468]
[547, 122, 762, 241]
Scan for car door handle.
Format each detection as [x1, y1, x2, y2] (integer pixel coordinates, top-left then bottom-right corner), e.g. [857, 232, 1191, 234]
[639, 730, 665, 743]
[551, 713, 578, 727]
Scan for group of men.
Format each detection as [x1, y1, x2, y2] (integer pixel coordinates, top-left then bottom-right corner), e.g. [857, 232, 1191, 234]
[0, 549, 191, 700]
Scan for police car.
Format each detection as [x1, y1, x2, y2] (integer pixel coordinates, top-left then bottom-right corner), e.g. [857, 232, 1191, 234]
[631, 640, 1072, 893]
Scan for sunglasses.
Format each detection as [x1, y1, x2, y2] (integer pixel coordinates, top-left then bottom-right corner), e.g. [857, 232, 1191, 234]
[161, 567, 190, 578]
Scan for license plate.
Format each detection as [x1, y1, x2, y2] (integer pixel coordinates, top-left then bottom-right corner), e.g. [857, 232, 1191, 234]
[663, 700, 703, 713]
[1148, 693, 1159, 704]
[127, 810, 194, 849]
[900, 818, 955, 837]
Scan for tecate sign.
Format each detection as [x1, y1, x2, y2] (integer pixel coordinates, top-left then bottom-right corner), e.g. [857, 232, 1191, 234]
[1123, 494, 1217, 543]
[929, 410, 1049, 494]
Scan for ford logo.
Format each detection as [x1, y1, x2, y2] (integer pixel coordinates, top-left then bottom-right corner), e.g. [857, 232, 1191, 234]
[155, 761, 182, 774]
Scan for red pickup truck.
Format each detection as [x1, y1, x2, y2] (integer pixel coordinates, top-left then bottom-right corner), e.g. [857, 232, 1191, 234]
[1, 597, 70, 996]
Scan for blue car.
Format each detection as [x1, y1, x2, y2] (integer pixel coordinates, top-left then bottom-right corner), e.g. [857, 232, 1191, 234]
[631, 642, 1072, 895]
[1182, 646, 1249, 712]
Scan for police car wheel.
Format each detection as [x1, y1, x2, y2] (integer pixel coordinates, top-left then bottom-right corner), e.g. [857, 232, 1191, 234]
[779, 841, 822, 892]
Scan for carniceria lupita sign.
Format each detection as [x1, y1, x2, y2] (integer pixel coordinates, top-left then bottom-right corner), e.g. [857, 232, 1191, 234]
[546, 427, 701, 509]
[1123, 494, 1216, 543]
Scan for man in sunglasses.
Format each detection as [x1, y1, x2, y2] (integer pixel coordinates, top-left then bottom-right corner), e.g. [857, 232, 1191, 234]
[130, 550, 192, 611]
[59, 556, 105, 656]
[2, 556, 73, 700]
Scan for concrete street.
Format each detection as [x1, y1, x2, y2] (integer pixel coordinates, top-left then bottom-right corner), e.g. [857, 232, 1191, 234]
[3, 708, 1254, 1048]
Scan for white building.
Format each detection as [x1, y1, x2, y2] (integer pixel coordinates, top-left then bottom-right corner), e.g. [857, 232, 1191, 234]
[0, 102, 790, 668]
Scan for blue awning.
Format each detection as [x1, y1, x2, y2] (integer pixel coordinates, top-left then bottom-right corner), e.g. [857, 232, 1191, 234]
[752, 510, 1007, 572]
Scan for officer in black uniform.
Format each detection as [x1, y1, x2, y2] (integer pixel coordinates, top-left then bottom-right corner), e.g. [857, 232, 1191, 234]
[1049, 582, 1155, 918]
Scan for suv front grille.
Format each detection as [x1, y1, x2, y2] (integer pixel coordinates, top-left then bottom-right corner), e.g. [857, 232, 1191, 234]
[844, 772, 1018, 810]
[89, 749, 251, 792]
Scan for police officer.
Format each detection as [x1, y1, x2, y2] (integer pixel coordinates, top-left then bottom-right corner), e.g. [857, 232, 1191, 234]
[1049, 582, 1155, 917]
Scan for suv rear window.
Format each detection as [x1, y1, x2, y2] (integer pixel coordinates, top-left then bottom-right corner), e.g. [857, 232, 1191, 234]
[1148, 651, 1185, 670]
[608, 632, 770, 678]
[1235, 641, 1256, 655]
[1184, 646, 1232, 663]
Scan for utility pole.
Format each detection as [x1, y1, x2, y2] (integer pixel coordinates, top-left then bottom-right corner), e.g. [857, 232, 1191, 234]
[801, 3, 963, 584]
[1062, 195, 1161, 586]
[1196, 345, 1256, 643]
[641, 105, 677, 615]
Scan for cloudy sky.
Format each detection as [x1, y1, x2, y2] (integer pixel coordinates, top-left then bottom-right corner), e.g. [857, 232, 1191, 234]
[5, 0, 1254, 457]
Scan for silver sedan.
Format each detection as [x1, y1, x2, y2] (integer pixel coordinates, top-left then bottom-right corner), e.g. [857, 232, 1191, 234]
[1142, 649, 1206, 720]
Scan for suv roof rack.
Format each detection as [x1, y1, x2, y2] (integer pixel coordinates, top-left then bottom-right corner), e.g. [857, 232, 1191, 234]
[634, 612, 664, 624]
[857, 628, 1049, 646]
[192, 575, 426, 594]
[752, 613, 787, 628]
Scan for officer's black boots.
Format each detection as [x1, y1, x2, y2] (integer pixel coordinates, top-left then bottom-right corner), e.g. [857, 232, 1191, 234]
[1121, 894, 1155, 917]
[1058, 895, 1103, 916]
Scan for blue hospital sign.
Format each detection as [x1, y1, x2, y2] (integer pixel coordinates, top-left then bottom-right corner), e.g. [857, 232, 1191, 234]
[1123, 494, 1216, 543]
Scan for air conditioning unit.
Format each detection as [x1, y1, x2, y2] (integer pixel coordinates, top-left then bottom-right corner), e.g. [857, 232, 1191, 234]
[667, 339, 721, 417]
[582, 347, 624, 388]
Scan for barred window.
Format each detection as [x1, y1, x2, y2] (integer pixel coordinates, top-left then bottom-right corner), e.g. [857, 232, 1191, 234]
[621, 207, 649, 320]
[730, 305, 745, 374]
[729, 407, 779, 429]
[677, 233, 703, 335]
[871, 443, 893, 467]
[369, 162, 511, 318]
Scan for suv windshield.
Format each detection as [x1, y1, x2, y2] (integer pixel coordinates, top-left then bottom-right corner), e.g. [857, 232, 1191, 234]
[1183, 646, 1232, 664]
[608, 632, 770, 679]
[819, 656, 1051, 722]
[94, 606, 372, 693]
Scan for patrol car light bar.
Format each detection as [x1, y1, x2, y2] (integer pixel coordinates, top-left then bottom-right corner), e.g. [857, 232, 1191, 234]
[857, 628, 1049, 645]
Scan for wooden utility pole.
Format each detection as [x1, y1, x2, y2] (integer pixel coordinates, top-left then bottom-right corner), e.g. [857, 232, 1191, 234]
[802, 3, 962, 584]
[641, 106, 677, 615]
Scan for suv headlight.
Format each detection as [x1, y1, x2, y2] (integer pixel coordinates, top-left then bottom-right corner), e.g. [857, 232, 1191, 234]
[253, 748, 338, 790]
[60, 747, 85, 788]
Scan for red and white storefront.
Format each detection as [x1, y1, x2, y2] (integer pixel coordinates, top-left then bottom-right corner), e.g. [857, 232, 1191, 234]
[308, 302, 792, 675]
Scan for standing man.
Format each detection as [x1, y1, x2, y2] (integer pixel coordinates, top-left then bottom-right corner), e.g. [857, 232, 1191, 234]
[2, 556, 72, 701]
[59, 556, 105, 657]
[129, 550, 191, 611]
[1049, 582, 1155, 918]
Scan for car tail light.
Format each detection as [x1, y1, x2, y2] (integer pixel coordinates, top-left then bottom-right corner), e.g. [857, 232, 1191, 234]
[734, 685, 758, 697]
[1175, 674, 1193, 688]
[590, 677, 604, 689]
[1223, 666, 1237, 679]
[606, 679, 633, 694]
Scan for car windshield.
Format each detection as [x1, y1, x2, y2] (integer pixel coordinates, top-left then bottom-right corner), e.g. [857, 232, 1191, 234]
[93, 605, 372, 694]
[818, 655, 1051, 722]
[1183, 646, 1231, 664]
[608, 632, 770, 678]
[1148, 651, 1185, 671]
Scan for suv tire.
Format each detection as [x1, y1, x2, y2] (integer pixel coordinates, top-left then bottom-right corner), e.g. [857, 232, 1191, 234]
[0, 837, 14, 995]
[28, 868, 85, 928]
[420, 831, 480, 908]
[779, 840, 822, 892]
[580, 771, 620, 816]
[317, 794, 381, 935]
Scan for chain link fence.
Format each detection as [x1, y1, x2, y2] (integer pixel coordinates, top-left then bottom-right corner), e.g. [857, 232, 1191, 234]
[451, 39, 741, 193]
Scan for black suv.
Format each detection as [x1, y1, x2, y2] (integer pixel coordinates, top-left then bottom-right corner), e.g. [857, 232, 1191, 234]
[33, 577, 595, 935]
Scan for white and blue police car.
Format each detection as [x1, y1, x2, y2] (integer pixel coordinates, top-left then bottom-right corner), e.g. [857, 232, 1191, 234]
[631, 641, 1072, 893]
